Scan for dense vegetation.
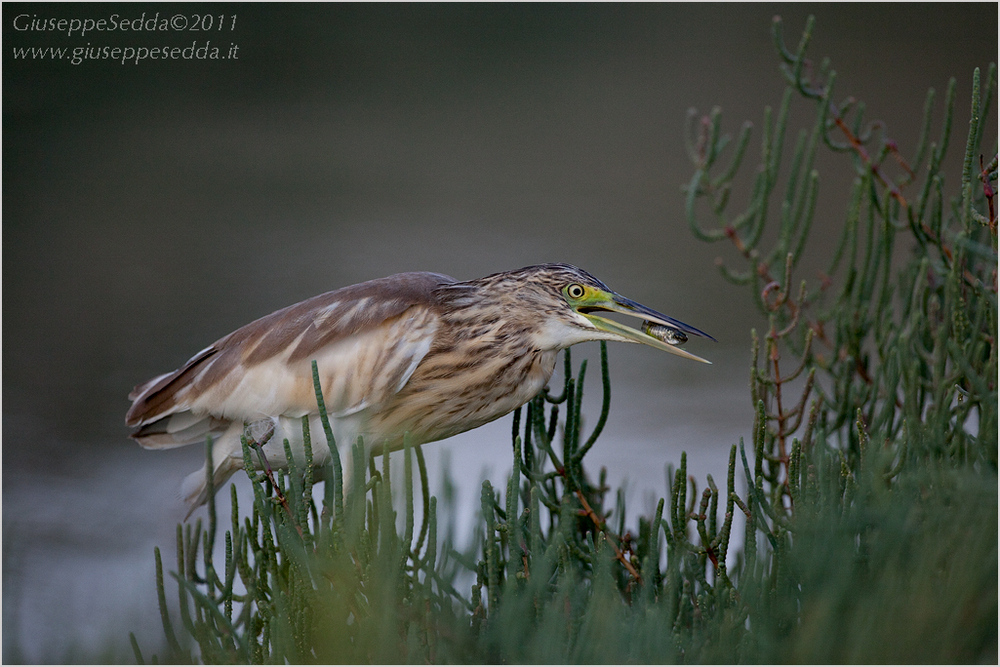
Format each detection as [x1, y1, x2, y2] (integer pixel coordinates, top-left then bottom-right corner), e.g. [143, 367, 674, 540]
[139, 16, 997, 664]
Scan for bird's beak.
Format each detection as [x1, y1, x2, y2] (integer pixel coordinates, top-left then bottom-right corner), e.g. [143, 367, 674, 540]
[578, 291, 716, 364]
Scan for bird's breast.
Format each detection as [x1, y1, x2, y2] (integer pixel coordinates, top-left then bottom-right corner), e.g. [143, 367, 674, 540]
[361, 343, 560, 446]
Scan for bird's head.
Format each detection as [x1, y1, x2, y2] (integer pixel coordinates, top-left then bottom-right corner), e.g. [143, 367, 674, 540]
[455, 264, 715, 364]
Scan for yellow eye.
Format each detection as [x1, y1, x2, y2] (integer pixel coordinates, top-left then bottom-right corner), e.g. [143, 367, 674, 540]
[566, 283, 586, 299]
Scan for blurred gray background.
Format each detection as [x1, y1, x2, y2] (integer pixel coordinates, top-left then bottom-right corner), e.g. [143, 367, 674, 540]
[4, 3, 996, 661]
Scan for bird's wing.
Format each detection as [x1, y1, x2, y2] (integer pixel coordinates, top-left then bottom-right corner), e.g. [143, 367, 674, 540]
[126, 272, 454, 447]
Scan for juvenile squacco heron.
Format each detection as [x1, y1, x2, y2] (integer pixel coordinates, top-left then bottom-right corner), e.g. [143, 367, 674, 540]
[126, 264, 713, 513]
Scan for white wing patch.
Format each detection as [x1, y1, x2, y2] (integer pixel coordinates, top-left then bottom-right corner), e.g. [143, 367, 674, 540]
[312, 300, 341, 328]
[184, 306, 439, 425]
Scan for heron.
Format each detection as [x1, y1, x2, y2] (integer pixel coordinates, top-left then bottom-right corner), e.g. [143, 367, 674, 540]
[126, 263, 714, 514]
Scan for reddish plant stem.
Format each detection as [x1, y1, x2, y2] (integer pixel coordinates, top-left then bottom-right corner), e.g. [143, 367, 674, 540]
[574, 489, 642, 585]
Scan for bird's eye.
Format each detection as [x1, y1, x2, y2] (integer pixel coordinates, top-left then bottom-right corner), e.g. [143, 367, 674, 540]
[566, 283, 586, 299]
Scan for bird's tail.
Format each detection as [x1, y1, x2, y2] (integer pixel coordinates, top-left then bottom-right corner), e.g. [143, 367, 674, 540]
[178, 423, 247, 518]
[180, 455, 245, 519]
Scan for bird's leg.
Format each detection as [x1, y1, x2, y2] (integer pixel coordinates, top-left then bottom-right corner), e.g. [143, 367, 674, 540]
[243, 420, 277, 478]
[246, 419, 276, 447]
[242, 420, 302, 534]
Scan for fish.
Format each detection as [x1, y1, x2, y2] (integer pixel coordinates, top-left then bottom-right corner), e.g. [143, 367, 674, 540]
[642, 320, 688, 346]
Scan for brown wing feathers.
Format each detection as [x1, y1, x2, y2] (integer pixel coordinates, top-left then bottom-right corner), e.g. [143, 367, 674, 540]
[126, 272, 456, 434]
[125, 345, 219, 427]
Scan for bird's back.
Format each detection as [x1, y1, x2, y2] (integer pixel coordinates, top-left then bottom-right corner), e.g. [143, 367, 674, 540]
[126, 271, 456, 448]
